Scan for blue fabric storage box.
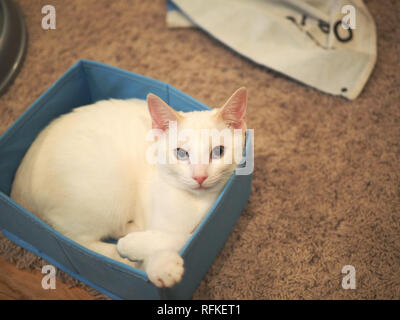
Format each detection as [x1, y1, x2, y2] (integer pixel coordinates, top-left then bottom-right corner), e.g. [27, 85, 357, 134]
[0, 60, 252, 299]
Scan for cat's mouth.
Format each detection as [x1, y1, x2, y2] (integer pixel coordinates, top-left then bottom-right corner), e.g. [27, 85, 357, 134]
[192, 182, 218, 191]
[189, 183, 213, 191]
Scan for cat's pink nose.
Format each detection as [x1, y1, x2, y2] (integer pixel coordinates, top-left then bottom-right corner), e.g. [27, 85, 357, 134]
[193, 175, 208, 185]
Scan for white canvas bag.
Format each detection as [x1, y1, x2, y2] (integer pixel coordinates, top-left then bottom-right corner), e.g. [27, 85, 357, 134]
[167, 0, 377, 100]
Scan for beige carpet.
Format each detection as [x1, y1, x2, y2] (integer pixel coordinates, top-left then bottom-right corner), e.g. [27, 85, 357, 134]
[0, 0, 399, 299]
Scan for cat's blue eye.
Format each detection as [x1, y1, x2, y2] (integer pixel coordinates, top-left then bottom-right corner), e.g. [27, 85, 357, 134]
[211, 146, 225, 159]
[175, 148, 189, 161]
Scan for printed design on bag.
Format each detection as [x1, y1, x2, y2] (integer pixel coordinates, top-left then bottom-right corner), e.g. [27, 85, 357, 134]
[286, 5, 356, 50]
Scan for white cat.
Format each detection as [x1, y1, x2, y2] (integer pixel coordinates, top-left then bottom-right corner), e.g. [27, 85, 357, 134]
[10, 87, 247, 288]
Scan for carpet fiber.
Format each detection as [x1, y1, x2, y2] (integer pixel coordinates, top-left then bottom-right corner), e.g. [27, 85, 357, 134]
[0, 0, 399, 299]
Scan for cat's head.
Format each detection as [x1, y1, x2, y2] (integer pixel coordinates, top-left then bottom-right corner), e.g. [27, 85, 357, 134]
[146, 88, 247, 195]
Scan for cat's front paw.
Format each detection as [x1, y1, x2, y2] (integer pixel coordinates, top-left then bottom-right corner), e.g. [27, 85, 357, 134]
[146, 251, 184, 288]
[117, 233, 146, 261]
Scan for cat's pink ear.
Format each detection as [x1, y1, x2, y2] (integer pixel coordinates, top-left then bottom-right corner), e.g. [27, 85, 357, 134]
[147, 93, 182, 131]
[218, 87, 247, 129]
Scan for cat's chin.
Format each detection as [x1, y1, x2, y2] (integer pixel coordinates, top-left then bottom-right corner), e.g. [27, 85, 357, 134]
[193, 185, 208, 191]
[189, 187, 211, 196]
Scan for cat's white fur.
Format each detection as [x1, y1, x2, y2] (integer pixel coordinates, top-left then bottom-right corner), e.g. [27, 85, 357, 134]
[11, 88, 247, 287]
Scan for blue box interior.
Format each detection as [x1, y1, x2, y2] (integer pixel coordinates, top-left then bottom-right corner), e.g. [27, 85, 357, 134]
[0, 60, 252, 299]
